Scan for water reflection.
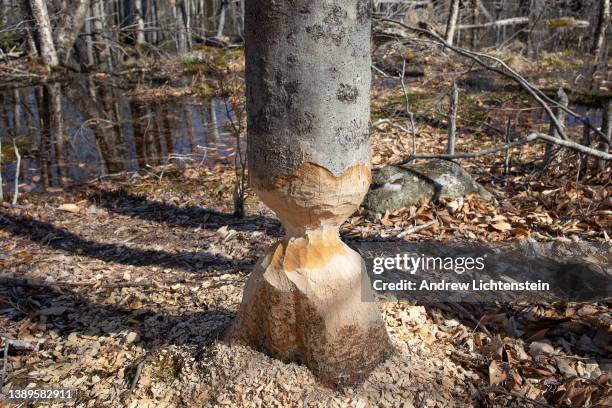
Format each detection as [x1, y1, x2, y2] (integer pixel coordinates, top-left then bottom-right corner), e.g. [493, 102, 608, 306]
[0, 76, 235, 193]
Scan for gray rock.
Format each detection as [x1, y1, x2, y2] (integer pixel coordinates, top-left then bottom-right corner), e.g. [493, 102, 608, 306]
[363, 159, 493, 215]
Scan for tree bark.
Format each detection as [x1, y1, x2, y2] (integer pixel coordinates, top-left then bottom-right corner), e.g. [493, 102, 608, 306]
[134, 0, 146, 45]
[545, 87, 568, 163]
[447, 81, 458, 154]
[596, 100, 611, 171]
[54, 0, 90, 64]
[592, 0, 610, 61]
[23, 0, 59, 66]
[229, 0, 390, 388]
[445, 0, 460, 46]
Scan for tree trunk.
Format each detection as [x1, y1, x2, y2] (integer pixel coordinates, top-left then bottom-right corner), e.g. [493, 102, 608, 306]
[45, 83, 67, 185]
[215, 0, 226, 38]
[445, 0, 461, 46]
[134, 0, 146, 45]
[447, 81, 458, 155]
[229, 0, 390, 388]
[24, 0, 59, 66]
[596, 100, 611, 171]
[54, 0, 90, 64]
[544, 87, 568, 164]
[592, 0, 610, 61]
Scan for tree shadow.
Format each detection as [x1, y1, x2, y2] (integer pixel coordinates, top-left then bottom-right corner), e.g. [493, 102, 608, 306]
[85, 187, 282, 236]
[1, 277, 234, 351]
[0, 211, 251, 274]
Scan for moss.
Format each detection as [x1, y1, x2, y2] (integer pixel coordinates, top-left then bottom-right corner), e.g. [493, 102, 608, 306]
[540, 87, 611, 108]
[194, 83, 217, 98]
[544, 18, 580, 28]
[151, 352, 183, 382]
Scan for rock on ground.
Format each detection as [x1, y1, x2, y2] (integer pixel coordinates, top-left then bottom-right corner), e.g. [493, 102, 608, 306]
[364, 159, 492, 215]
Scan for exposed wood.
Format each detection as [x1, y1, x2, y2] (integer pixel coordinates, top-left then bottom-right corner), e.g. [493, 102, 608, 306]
[231, 0, 390, 387]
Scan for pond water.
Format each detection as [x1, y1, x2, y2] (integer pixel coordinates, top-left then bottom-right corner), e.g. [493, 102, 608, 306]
[0, 75, 238, 193]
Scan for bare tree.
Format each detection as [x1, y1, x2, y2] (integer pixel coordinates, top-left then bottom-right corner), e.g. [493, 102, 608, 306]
[22, 0, 59, 66]
[445, 0, 461, 46]
[447, 81, 458, 154]
[54, 0, 90, 63]
[545, 88, 568, 164]
[134, 0, 146, 45]
[592, 0, 610, 61]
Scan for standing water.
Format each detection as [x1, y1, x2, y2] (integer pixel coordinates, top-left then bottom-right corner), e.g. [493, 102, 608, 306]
[0, 75, 238, 194]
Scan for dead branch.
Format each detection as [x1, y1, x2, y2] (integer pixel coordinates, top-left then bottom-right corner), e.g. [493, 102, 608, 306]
[458, 17, 589, 30]
[393, 131, 612, 165]
[527, 133, 612, 160]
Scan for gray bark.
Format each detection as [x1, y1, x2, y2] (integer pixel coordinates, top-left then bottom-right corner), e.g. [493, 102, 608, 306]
[24, 0, 59, 66]
[545, 87, 568, 163]
[445, 0, 460, 46]
[246, 0, 372, 183]
[216, 0, 226, 38]
[134, 0, 146, 45]
[592, 0, 610, 60]
[447, 81, 458, 155]
[55, 0, 90, 64]
[596, 101, 611, 171]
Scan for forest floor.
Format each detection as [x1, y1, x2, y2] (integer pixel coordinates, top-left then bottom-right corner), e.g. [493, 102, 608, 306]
[1, 44, 611, 407]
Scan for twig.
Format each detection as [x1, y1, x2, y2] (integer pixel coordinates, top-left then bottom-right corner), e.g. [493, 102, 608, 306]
[478, 386, 555, 408]
[11, 140, 20, 206]
[397, 220, 437, 238]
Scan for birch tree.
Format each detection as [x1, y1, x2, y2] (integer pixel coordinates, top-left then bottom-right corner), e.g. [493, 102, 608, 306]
[445, 0, 461, 46]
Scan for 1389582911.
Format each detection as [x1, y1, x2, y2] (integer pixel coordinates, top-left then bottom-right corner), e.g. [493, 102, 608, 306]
[3, 388, 77, 402]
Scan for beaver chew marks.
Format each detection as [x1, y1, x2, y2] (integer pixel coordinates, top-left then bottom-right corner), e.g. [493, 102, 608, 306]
[229, 163, 391, 388]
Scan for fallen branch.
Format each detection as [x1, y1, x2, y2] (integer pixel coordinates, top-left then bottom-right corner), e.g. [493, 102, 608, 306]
[392, 132, 612, 165]
[478, 386, 555, 408]
[527, 133, 612, 160]
[458, 16, 589, 30]
[397, 219, 437, 238]
[394, 138, 532, 164]
[375, 17, 611, 146]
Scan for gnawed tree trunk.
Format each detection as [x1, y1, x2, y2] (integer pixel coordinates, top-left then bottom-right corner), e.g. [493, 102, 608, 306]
[23, 0, 59, 66]
[445, 0, 460, 46]
[229, 0, 390, 388]
[592, 0, 610, 61]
